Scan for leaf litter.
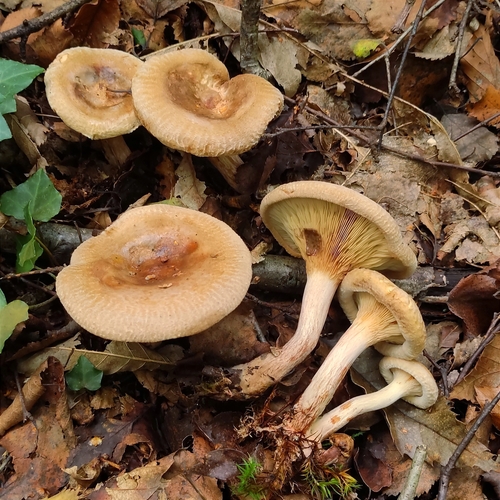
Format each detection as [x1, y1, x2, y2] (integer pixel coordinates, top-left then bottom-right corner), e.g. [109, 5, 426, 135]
[2, 0, 500, 498]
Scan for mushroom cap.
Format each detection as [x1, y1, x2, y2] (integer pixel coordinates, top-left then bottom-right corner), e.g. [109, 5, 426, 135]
[56, 204, 252, 342]
[379, 356, 438, 409]
[131, 48, 284, 156]
[338, 268, 426, 359]
[260, 181, 417, 280]
[45, 47, 142, 140]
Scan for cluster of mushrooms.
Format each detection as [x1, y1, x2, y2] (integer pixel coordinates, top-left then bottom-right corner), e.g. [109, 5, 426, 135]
[49, 46, 438, 446]
[44, 46, 284, 191]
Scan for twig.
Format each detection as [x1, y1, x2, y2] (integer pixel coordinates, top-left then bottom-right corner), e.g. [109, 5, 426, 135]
[423, 350, 450, 397]
[398, 444, 427, 500]
[448, 0, 474, 93]
[453, 313, 500, 387]
[437, 388, 500, 500]
[452, 111, 500, 141]
[0, 0, 91, 45]
[0, 266, 63, 281]
[377, 0, 429, 149]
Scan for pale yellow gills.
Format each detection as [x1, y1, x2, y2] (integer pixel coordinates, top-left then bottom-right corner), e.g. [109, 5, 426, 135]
[308, 357, 438, 443]
[231, 180, 417, 398]
[56, 204, 252, 342]
[288, 268, 426, 432]
[45, 47, 142, 140]
[131, 48, 284, 158]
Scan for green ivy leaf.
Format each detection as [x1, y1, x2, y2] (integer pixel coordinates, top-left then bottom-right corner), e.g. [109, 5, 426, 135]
[0, 169, 62, 222]
[66, 356, 103, 391]
[0, 289, 29, 353]
[0, 58, 44, 101]
[0, 115, 11, 141]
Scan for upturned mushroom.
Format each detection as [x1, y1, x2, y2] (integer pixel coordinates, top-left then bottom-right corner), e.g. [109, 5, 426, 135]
[131, 48, 283, 191]
[307, 357, 438, 443]
[228, 181, 417, 397]
[56, 204, 252, 342]
[288, 268, 426, 432]
[44, 47, 143, 166]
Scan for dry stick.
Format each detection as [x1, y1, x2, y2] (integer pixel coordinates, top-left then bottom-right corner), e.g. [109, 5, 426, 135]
[376, 0, 429, 150]
[351, 0, 448, 78]
[0, 0, 91, 44]
[437, 387, 500, 500]
[0, 266, 63, 281]
[448, 0, 475, 93]
[453, 313, 500, 387]
[398, 444, 427, 500]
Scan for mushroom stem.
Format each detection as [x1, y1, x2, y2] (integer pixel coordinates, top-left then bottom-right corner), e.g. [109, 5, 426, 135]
[307, 368, 423, 442]
[288, 297, 404, 432]
[235, 270, 340, 396]
[208, 155, 244, 191]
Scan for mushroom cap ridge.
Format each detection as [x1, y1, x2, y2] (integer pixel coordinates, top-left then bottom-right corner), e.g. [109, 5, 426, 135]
[379, 356, 438, 408]
[131, 48, 284, 157]
[260, 181, 417, 279]
[338, 268, 426, 359]
[56, 204, 253, 342]
[45, 47, 142, 140]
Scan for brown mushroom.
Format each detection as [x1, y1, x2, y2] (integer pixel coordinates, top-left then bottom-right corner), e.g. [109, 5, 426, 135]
[44, 47, 143, 166]
[229, 181, 417, 397]
[131, 48, 283, 190]
[288, 268, 426, 432]
[307, 357, 438, 443]
[56, 204, 252, 342]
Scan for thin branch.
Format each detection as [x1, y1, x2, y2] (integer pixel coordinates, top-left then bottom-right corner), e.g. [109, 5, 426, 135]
[453, 313, 500, 387]
[0, 0, 91, 44]
[437, 388, 500, 500]
[377, 0, 429, 149]
[452, 111, 500, 141]
[398, 445, 427, 500]
[449, 0, 474, 93]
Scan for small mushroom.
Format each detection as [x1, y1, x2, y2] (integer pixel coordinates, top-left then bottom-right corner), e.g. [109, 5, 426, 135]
[131, 48, 283, 191]
[45, 47, 142, 140]
[307, 357, 438, 443]
[56, 204, 252, 342]
[230, 181, 417, 397]
[288, 268, 426, 431]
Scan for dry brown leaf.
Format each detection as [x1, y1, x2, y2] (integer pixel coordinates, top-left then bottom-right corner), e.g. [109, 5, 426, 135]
[135, 0, 188, 18]
[475, 386, 500, 430]
[0, 358, 47, 436]
[174, 153, 207, 210]
[441, 113, 499, 162]
[67, 0, 120, 48]
[0, 358, 74, 500]
[460, 24, 500, 102]
[451, 332, 500, 402]
[468, 85, 500, 127]
[85, 450, 222, 500]
[17, 336, 177, 376]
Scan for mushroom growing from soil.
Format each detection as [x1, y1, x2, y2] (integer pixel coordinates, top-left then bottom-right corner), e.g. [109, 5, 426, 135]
[229, 180, 417, 397]
[56, 204, 252, 342]
[44, 47, 143, 165]
[307, 356, 438, 443]
[131, 48, 283, 191]
[288, 268, 426, 432]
